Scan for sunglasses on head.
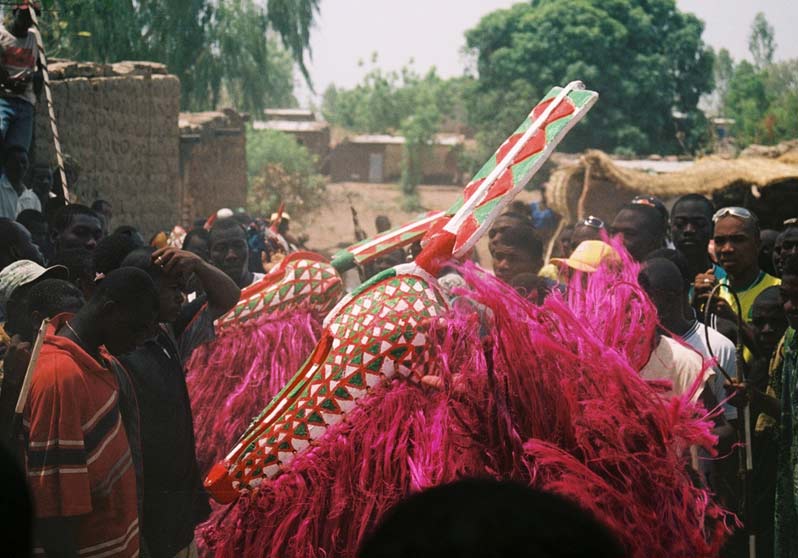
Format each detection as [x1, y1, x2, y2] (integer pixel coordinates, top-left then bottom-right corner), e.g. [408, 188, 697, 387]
[712, 206, 756, 224]
[579, 216, 605, 229]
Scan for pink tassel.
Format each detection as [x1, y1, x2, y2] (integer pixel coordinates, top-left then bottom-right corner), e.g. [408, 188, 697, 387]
[200, 250, 732, 558]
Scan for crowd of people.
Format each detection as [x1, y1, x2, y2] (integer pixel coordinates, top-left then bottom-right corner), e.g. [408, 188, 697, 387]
[0, 183, 795, 557]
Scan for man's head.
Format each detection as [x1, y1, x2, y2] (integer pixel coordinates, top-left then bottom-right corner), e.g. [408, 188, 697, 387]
[638, 257, 686, 324]
[86, 267, 159, 356]
[209, 218, 250, 285]
[0, 260, 68, 340]
[111, 225, 145, 248]
[182, 228, 210, 261]
[712, 207, 760, 280]
[759, 229, 780, 276]
[0, 218, 43, 270]
[610, 203, 666, 261]
[488, 214, 543, 284]
[646, 248, 691, 294]
[93, 231, 143, 276]
[50, 205, 103, 252]
[15, 209, 47, 253]
[671, 194, 714, 258]
[91, 199, 112, 221]
[120, 248, 184, 323]
[3, 146, 29, 189]
[27, 279, 85, 333]
[359, 479, 623, 558]
[781, 255, 798, 330]
[571, 216, 605, 247]
[49, 247, 96, 299]
[375, 215, 392, 233]
[751, 286, 788, 358]
[775, 225, 798, 277]
[10, 3, 36, 32]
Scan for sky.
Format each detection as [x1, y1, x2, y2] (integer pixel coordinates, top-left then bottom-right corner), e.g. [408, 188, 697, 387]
[296, 0, 798, 105]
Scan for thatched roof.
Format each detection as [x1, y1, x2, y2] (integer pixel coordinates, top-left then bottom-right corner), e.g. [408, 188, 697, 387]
[547, 149, 798, 225]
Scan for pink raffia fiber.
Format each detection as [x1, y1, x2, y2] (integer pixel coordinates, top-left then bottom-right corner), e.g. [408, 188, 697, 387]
[200, 251, 732, 558]
[186, 308, 321, 474]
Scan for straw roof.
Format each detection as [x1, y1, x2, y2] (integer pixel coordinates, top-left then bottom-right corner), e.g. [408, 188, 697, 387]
[547, 149, 798, 224]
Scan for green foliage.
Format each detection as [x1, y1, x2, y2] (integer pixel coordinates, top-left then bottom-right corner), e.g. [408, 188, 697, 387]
[748, 12, 776, 69]
[464, 0, 715, 155]
[245, 127, 326, 218]
[321, 60, 468, 134]
[39, 0, 318, 113]
[724, 59, 798, 146]
[720, 13, 797, 147]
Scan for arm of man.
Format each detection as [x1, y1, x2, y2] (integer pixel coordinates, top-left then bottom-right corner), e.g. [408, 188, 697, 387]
[153, 247, 240, 320]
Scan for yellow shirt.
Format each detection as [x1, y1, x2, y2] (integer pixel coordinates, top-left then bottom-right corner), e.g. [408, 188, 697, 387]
[718, 271, 781, 324]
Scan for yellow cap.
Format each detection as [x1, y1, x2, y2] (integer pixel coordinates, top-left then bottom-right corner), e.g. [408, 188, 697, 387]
[550, 240, 619, 273]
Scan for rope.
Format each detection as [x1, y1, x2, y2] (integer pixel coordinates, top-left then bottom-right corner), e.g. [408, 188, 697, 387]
[28, 6, 69, 201]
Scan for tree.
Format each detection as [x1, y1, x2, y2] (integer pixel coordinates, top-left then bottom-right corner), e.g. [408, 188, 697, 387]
[246, 127, 326, 219]
[39, 0, 318, 113]
[321, 60, 468, 135]
[464, 0, 715, 155]
[748, 12, 775, 69]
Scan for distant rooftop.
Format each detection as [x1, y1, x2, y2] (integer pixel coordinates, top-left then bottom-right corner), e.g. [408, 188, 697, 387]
[264, 108, 317, 122]
[347, 133, 465, 146]
[252, 119, 329, 133]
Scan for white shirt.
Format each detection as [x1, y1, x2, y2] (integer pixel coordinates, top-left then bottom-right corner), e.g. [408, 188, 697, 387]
[16, 187, 41, 215]
[0, 174, 18, 219]
[640, 335, 713, 404]
[681, 321, 738, 420]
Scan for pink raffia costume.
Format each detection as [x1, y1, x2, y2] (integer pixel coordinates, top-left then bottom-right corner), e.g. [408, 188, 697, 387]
[199, 83, 733, 558]
[187, 215, 445, 472]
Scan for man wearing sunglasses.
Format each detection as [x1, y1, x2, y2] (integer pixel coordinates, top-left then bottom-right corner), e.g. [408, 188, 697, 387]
[710, 207, 780, 324]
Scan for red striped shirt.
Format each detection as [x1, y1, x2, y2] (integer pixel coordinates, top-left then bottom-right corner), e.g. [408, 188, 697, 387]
[24, 315, 139, 558]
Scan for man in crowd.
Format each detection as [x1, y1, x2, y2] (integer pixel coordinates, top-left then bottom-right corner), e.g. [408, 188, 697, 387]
[761, 228, 780, 277]
[637, 258, 730, 426]
[730, 254, 798, 558]
[16, 208, 47, 255]
[50, 204, 104, 253]
[23, 267, 159, 558]
[0, 259, 68, 342]
[119, 246, 239, 557]
[0, 278, 84, 438]
[0, 146, 39, 218]
[0, 1, 41, 154]
[570, 215, 605, 247]
[749, 286, 789, 558]
[610, 202, 666, 261]
[209, 217, 265, 289]
[0, 216, 42, 272]
[488, 213, 543, 285]
[774, 221, 798, 277]
[670, 194, 726, 299]
[701, 207, 780, 324]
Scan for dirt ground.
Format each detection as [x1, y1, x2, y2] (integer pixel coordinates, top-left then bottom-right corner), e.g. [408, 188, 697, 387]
[299, 182, 541, 263]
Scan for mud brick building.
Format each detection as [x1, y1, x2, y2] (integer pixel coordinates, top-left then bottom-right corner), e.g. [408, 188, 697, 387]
[178, 110, 248, 223]
[32, 61, 181, 234]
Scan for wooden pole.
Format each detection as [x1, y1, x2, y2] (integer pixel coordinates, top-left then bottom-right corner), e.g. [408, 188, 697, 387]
[28, 5, 69, 201]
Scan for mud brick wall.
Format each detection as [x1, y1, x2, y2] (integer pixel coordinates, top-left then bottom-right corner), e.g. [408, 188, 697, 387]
[32, 61, 181, 235]
[178, 109, 247, 224]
